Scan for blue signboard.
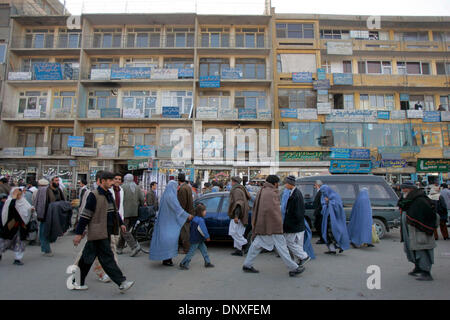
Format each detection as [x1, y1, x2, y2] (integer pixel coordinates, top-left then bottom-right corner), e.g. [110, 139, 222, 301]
[157, 146, 173, 158]
[67, 136, 85, 148]
[280, 109, 298, 118]
[199, 76, 220, 88]
[110, 67, 151, 80]
[400, 93, 410, 101]
[377, 111, 390, 120]
[333, 73, 353, 85]
[313, 79, 331, 90]
[381, 159, 407, 168]
[221, 68, 243, 80]
[100, 108, 121, 118]
[292, 72, 313, 83]
[317, 90, 328, 96]
[317, 68, 326, 80]
[423, 111, 441, 122]
[330, 148, 370, 160]
[378, 146, 420, 153]
[178, 68, 194, 78]
[162, 106, 180, 118]
[24, 147, 36, 156]
[238, 107, 257, 119]
[134, 145, 155, 157]
[33, 63, 63, 80]
[330, 160, 372, 174]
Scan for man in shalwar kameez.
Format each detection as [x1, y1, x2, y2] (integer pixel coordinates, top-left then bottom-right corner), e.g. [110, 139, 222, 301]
[320, 185, 350, 255]
[228, 176, 251, 256]
[149, 180, 193, 266]
[348, 188, 374, 248]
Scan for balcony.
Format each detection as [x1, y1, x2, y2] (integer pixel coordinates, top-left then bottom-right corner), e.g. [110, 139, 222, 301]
[10, 35, 82, 56]
[351, 74, 449, 89]
[7, 63, 80, 87]
[197, 34, 270, 54]
[2, 109, 75, 121]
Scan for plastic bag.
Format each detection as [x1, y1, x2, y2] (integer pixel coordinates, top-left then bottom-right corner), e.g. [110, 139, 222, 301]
[372, 224, 380, 243]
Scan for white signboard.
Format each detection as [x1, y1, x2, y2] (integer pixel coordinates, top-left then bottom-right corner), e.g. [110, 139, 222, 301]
[90, 69, 111, 80]
[317, 94, 329, 103]
[298, 109, 318, 120]
[71, 147, 98, 157]
[407, 110, 424, 119]
[441, 112, 450, 122]
[196, 107, 218, 119]
[0, 148, 23, 157]
[390, 110, 406, 120]
[98, 145, 117, 158]
[35, 147, 49, 156]
[123, 109, 143, 119]
[258, 111, 272, 119]
[150, 68, 178, 80]
[327, 41, 353, 55]
[8, 72, 32, 80]
[350, 30, 370, 39]
[87, 110, 101, 118]
[24, 109, 41, 118]
[317, 103, 332, 115]
[218, 108, 237, 120]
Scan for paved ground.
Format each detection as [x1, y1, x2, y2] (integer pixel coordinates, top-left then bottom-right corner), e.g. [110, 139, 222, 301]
[1, 228, 449, 300]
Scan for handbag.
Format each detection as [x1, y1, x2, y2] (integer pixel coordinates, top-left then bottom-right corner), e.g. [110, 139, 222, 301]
[372, 224, 380, 243]
[27, 219, 39, 233]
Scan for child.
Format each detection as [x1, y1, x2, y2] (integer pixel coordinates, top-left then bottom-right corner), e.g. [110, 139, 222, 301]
[179, 203, 214, 270]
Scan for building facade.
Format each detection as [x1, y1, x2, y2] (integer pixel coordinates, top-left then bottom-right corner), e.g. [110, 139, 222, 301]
[0, 10, 449, 192]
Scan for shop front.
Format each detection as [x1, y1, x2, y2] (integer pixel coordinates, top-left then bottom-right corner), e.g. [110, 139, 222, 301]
[278, 151, 331, 180]
[416, 158, 450, 185]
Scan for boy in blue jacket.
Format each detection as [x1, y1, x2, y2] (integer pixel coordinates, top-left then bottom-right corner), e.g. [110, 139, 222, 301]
[179, 203, 214, 269]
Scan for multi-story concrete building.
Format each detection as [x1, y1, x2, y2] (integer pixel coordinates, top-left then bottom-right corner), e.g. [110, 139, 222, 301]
[0, 9, 449, 192]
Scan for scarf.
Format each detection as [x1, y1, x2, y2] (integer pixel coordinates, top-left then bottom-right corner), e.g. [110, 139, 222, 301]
[113, 186, 121, 210]
[123, 174, 136, 193]
[1, 187, 32, 226]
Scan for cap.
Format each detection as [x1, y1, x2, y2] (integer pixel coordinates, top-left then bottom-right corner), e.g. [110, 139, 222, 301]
[284, 175, 296, 186]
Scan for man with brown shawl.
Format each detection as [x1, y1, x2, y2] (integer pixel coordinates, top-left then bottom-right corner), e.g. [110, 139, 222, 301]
[177, 172, 194, 253]
[242, 175, 305, 277]
[228, 176, 251, 256]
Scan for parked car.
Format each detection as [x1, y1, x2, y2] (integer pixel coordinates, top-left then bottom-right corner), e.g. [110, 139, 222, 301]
[296, 175, 401, 239]
[194, 191, 255, 241]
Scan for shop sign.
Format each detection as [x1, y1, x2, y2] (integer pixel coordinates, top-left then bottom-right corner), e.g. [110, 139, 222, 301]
[377, 111, 390, 120]
[257, 110, 271, 119]
[222, 68, 243, 80]
[178, 68, 194, 78]
[218, 108, 237, 119]
[238, 107, 257, 119]
[330, 148, 370, 160]
[123, 109, 143, 118]
[317, 94, 329, 103]
[378, 146, 420, 154]
[317, 102, 332, 114]
[326, 110, 377, 123]
[23, 147, 36, 156]
[156, 146, 173, 158]
[98, 145, 117, 158]
[441, 112, 450, 122]
[329, 160, 371, 173]
[417, 159, 450, 172]
[196, 107, 218, 119]
[279, 151, 325, 162]
[407, 110, 424, 119]
[134, 145, 155, 157]
[150, 68, 178, 80]
[67, 136, 85, 148]
[423, 111, 441, 122]
[90, 69, 111, 80]
[381, 159, 407, 168]
[292, 72, 313, 83]
[199, 75, 220, 88]
[162, 106, 180, 118]
[390, 110, 406, 120]
[159, 160, 185, 168]
[400, 94, 410, 101]
[380, 153, 402, 160]
[313, 79, 331, 90]
[127, 159, 149, 170]
[87, 110, 100, 118]
[110, 67, 151, 80]
[71, 147, 98, 157]
[280, 108, 298, 118]
[33, 63, 63, 80]
[327, 41, 353, 55]
[100, 108, 121, 118]
[0, 148, 23, 157]
[8, 72, 32, 80]
[333, 73, 353, 85]
[317, 68, 326, 80]
[297, 109, 317, 120]
[35, 147, 48, 156]
[24, 109, 41, 118]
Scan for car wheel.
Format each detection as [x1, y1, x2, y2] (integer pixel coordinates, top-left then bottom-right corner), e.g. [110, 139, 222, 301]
[373, 218, 387, 239]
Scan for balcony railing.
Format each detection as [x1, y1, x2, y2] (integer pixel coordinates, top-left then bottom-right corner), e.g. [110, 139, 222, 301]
[10, 35, 82, 49]
[83, 67, 194, 80]
[17, 109, 75, 119]
[319, 39, 447, 52]
[8, 66, 80, 81]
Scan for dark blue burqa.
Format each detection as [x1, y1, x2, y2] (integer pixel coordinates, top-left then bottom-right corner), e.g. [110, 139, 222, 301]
[320, 185, 350, 251]
[348, 188, 373, 246]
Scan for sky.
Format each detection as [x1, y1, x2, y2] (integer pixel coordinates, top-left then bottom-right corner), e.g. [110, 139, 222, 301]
[60, 0, 450, 16]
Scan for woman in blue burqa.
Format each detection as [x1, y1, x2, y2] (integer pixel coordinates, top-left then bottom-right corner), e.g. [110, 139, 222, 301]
[348, 188, 374, 248]
[149, 180, 193, 266]
[320, 185, 350, 254]
[281, 188, 315, 259]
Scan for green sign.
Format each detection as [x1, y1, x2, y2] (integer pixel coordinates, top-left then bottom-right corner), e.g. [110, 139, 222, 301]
[279, 151, 326, 162]
[128, 159, 149, 170]
[417, 159, 450, 172]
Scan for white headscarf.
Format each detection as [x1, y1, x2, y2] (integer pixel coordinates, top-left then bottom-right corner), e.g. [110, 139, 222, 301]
[1, 187, 32, 226]
[123, 174, 136, 193]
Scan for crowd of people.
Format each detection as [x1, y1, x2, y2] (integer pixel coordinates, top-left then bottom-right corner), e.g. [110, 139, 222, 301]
[0, 171, 446, 294]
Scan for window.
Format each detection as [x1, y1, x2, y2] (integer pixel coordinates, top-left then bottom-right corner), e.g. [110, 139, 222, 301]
[433, 31, 450, 42]
[327, 184, 356, 199]
[126, 27, 160, 48]
[159, 127, 192, 158]
[396, 32, 429, 41]
[324, 123, 363, 148]
[162, 91, 193, 115]
[24, 29, 54, 48]
[88, 90, 117, 111]
[200, 196, 221, 213]
[278, 89, 316, 109]
[0, 43, 6, 63]
[52, 91, 76, 117]
[334, 94, 355, 110]
[358, 61, 391, 74]
[322, 60, 332, 74]
[413, 124, 443, 148]
[199, 58, 230, 77]
[200, 27, 230, 47]
[93, 28, 122, 48]
[17, 127, 44, 148]
[165, 27, 194, 47]
[163, 57, 194, 70]
[51, 128, 73, 155]
[319, 29, 350, 40]
[235, 91, 266, 110]
[235, 27, 265, 48]
[436, 62, 450, 75]
[365, 124, 413, 148]
[84, 128, 115, 148]
[199, 91, 230, 109]
[424, 96, 435, 111]
[119, 128, 156, 157]
[440, 96, 449, 111]
[235, 58, 266, 79]
[276, 23, 314, 39]
[343, 61, 352, 73]
[90, 57, 120, 70]
[296, 184, 315, 200]
[18, 91, 48, 116]
[282, 122, 322, 147]
[57, 28, 81, 48]
[55, 58, 80, 80]
[21, 58, 49, 72]
[358, 184, 390, 199]
[122, 90, 157, 118]
[359, 94, 394, 110]
[397, 61, 430, 75]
